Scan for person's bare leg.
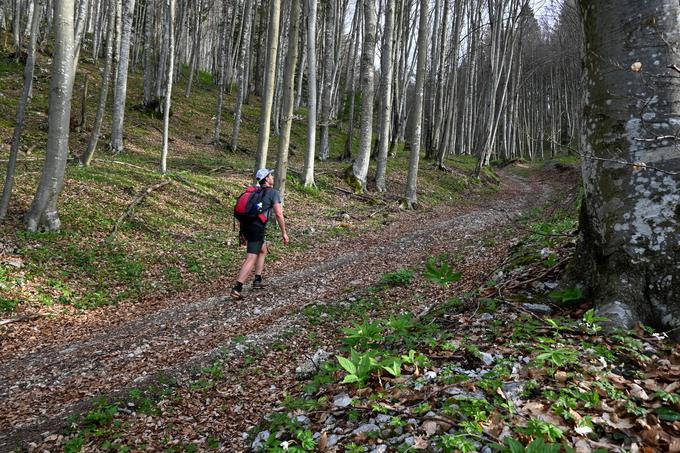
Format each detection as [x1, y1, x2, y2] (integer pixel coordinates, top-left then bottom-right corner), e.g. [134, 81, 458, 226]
[236, 253, 258, 284]
[254, 242, 268, 276]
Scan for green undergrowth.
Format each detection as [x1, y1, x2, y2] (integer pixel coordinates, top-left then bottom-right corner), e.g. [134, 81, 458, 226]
[244, 207, 676, 453]
[0, 46, 522, 315]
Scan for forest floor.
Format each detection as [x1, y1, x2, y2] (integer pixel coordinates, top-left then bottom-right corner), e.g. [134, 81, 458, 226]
[0, 165, 573, 451]
[1, 163, 679, 453]
[2, 49, 679, 453]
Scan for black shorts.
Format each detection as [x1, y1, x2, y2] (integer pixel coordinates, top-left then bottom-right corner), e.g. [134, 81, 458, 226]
[241, 220, 266, 254]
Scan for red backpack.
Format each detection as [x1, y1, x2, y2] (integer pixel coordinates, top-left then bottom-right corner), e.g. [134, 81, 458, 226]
[234, 186, 269, 224]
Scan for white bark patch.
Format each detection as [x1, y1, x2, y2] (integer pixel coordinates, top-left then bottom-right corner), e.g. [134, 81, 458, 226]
[629, 174, 679, 259]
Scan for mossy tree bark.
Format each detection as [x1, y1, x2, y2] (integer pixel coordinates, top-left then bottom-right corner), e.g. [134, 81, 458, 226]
[578, 0, 680, 339]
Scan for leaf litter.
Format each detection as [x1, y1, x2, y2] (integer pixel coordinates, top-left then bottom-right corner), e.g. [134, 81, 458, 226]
[3, 167, 677, 452]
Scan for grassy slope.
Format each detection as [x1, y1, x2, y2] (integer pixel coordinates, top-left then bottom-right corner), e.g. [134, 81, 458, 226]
[0, 45, 500, 316]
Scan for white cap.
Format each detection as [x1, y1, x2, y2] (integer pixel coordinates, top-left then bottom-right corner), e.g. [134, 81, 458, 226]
[255, 168, 274, 181]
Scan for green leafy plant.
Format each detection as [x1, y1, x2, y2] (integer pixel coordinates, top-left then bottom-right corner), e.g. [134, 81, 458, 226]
[438, 434, 477, 453]
[581, 308, 609, 332]
[378, 268, 415, 287]
[337, 349, 378, 386]
[517, 419, 564, 443]
[380, 356, 403, 377]
[532, 344, 578, 368]
[549, 287, 582, 303]
[503, 437, 561, 453]
[424, 258, 461, 286]
[341, 320, 383, 350]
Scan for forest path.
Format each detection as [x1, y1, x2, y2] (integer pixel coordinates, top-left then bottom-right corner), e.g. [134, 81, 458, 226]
[0, 169, 567, 449]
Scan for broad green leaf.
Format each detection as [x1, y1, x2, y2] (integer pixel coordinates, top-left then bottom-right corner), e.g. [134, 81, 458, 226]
[337, 356, 356, 374]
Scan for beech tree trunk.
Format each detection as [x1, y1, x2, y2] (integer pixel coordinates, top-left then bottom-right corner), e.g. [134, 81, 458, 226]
[302, 0, 317, 187]
[109, 0, 136, 154]
[351, 0, 376, 191]
[274, 0, 300, 199]
[255, 0, 280, 169]
[159, 0, 175, 173]
[375, 0, 395, 192]
[230, 0, 252, 150]
[82, 0, 116, 166]
[0, 0, 40, 219]
[404, 0, 428, 207]
[577, 0, 680, 339]
[318, 0, 335, 161]
[24, 0, 76, 232]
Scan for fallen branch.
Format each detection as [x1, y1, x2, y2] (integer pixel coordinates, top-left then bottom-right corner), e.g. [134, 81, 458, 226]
[169, 174, 223, 204]
[94, 158, 154, 172]
[332, 186, 375, 202]
[0, 157, 41, 163]
[110, 180, 172, 237]
[0, 314, 41, 326]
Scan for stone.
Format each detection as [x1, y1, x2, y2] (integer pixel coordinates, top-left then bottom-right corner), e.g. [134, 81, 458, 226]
[375, 414, 392, 425]
[352, 423, 380, 435]
[501, 381, 526, 401]
[480, 352, 495, 366]
[327, 434, 342, 448]
[251, 430, 270, 451]
[296, 415, 311, 426]
[333, 393, 352, 408]
[480, 313, 494, 321]
[371, 446, 388, 453]
[295, 349, 332, 380]
[522, 303, 553, 315]
[424, 371, 437, 382]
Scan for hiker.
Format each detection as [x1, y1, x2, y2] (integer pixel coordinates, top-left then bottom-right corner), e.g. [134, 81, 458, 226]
[231, 168, 289, 300]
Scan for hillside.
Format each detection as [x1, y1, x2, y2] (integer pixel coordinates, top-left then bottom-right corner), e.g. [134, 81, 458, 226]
[0, 49, 498, 320]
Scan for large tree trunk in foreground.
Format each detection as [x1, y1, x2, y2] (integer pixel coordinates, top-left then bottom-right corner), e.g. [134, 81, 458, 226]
[24, 0, 76, 232]
[578, 0, 680, 339]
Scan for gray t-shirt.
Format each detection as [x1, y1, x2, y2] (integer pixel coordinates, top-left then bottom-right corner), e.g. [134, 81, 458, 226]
[258, 187, 282, 222]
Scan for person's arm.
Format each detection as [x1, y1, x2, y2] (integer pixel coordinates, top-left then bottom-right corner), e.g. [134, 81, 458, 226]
[273, 202, 289, 245]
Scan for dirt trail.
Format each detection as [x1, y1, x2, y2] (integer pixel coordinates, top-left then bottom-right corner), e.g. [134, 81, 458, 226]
[0, 171, 561, 449]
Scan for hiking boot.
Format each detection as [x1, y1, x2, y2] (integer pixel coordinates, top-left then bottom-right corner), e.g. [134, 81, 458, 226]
[230, 288, 244, 300]
[252, 280, 269, 289]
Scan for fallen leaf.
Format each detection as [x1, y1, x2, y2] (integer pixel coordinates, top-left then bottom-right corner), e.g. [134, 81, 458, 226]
[593, 412, 634, 430]
[422, 420, 439, 436]
[318, 432, 328, 451]
[574, 438, 591, 453]
[630, 383, 650, 401]
[575, 426, 593, 435]
[669, 437, 680, 453]
[665, 381, 680, 394]
[413, 435, 429, 449]
[481, 411, 505, 438]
